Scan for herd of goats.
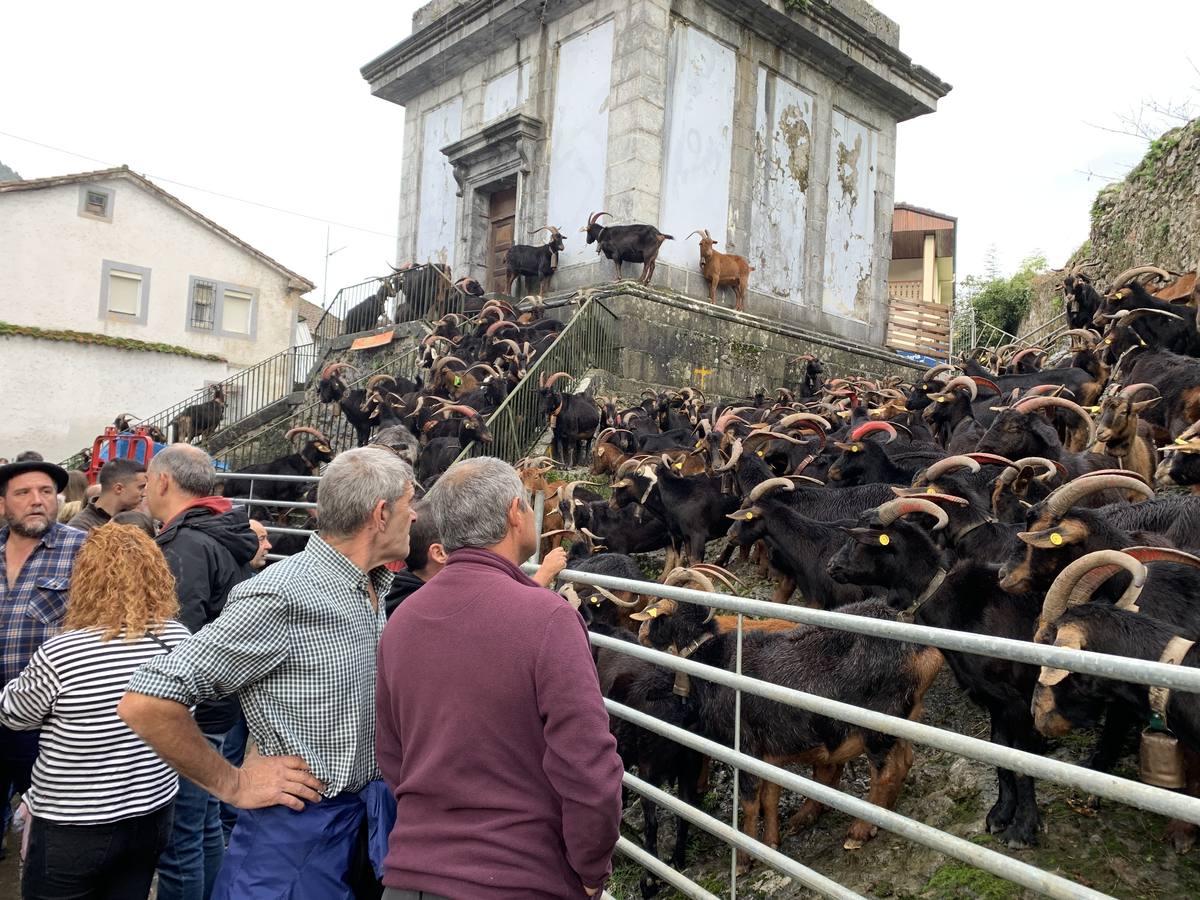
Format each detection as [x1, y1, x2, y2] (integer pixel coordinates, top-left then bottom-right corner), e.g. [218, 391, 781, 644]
[96, 255, 1200, 888]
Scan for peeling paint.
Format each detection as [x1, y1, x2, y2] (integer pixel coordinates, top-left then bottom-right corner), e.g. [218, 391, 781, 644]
[822, 111, 877, 321]
[750, 67, 812, 301]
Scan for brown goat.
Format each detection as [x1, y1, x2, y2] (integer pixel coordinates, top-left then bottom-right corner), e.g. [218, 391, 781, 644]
[1093, 384, 1161, 484]
[687, 229, 753, 312]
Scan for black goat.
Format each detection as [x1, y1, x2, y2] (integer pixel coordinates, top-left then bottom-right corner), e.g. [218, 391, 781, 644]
[343, 278, 396, 335]
[826, 421, 944, 486]
[171, 385, 226, 445]
[1062, 270, 1102, 330]
[827, 495, 1046, 846]
[505, 226, 565, 294]
[1094, 273, 1200, 356]
[1119, 350, 1200, 439]
[975, 396, 1115, 478]
[538, 371, 599, 467]
[318, 363, 375, 447]
[395, 263, 454, 322]
[221, 427, 334, 521]
[632, 588, 941, 856]
[581, 211, 673, 285]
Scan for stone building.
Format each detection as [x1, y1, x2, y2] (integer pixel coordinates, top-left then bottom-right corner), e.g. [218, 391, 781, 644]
[361, 0, 948, 347]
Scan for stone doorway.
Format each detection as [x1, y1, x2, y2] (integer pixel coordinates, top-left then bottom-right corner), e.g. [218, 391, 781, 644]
[487, 188, 517, 293]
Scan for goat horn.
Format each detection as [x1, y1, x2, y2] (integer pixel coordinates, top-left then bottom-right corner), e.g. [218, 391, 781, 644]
[685, 230, 703, 241]
[747, 477, 795, 503]
[285, 426, 328, 443]
[1077, 468, 1151, 486]
[938, 375, 978, 401]
[1014, 396, 1097, 448]
[663, 566, 718, 600]
[923, 363, 956, 381]
[587, 211, 610, 227]
[1011, 347, 1044, 366]
[1117, 383, 1160, 400]
[587, 584, 640, 608]
[1043, 474, 1153, 518]
[543, 371, 571, 389]
[849, 421, 897, 443]
[918, 455, 982, 484]
[1041, 550, 1147, 628]
[712, 439, 743, 473]
[966, 453, 1014, 468]
[1110, 265, 1170, 289]
[874, 498, 949, 531]
[777, 412, 831, 431]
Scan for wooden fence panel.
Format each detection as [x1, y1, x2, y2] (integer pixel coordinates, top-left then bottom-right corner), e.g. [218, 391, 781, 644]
[886, 296, 951, 361]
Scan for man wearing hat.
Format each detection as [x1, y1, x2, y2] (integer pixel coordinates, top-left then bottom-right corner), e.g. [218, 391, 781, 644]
[0, 460, 88, 846]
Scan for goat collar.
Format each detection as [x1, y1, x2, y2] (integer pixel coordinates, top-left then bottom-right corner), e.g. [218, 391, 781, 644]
[668, 632, 714, 697]
[903, 567, 948, 619]
[1149, 636, 1196, 731]
[952, 517, 994, 544]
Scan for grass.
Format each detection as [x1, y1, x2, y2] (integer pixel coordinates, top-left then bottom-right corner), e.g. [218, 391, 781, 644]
[924, 862, 1022, 900]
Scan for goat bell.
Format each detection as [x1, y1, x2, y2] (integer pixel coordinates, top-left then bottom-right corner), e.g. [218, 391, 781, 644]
[1139, 729, 1186, 789]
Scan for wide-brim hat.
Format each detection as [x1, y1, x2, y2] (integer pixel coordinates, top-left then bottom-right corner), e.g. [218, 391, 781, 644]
[0, 460, 71, 494]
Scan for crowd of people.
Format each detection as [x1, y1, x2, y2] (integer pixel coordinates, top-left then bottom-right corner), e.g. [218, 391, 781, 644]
[0, 444, 623, 899]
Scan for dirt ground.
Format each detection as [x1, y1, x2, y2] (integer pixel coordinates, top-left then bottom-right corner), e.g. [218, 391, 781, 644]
[599, 542, 1200, 900]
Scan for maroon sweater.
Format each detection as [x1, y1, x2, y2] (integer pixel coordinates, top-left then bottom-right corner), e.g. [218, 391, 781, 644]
[376, 548, 624, 899]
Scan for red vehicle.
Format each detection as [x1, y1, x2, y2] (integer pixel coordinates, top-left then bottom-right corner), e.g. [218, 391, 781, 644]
[85, 426, 161, 485]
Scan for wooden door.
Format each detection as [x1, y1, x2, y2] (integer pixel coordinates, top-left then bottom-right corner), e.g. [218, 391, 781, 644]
[488, 188, 517, 294]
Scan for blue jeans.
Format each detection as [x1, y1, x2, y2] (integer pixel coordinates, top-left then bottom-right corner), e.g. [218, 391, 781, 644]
[156, 732, 226, 900]
[218, 712, 248, 843]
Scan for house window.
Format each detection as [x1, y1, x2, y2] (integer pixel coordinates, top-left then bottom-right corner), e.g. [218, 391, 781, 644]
[186, 277, 258, 338]
[98, 260, 151, 324]
[78, 184, 115, 223]
[190, 279, 216, 330]
[222, 289, 253, 335]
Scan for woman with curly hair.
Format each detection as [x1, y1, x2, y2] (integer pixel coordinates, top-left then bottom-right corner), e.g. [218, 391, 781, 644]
[0, 523, 190, 900]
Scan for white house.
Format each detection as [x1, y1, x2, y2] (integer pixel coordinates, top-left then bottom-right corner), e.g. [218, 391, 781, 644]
[0, 166, 314, 461]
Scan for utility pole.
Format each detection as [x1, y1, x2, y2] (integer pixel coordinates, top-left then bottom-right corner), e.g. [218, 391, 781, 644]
[322, 225, 347, 307]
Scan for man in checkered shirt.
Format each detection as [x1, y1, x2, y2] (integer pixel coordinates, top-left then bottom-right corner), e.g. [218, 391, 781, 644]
[0, 458, 87, 851]
[120, 447, 416, 900]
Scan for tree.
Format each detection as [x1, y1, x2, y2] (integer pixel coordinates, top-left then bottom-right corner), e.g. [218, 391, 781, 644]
[961, 253, 1048, 337]
[0, 160, 21, 183]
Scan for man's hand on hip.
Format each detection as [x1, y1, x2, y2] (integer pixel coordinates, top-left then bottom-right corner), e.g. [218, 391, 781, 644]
[225, 752, 325, 811]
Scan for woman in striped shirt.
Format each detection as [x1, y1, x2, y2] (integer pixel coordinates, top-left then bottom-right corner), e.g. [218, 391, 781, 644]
[0, 523, 190, 900]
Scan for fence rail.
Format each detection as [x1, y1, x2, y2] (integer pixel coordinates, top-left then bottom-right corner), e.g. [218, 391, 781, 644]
[454, 297, 619, 464]
[311, 265, 476, 345]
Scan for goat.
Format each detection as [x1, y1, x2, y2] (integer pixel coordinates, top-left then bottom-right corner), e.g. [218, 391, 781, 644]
[505, 226, 565, 295]
[1061, 262, 1101, 330]
[171, 385, 226, 445]
[1119, 350, 1200, 440]
[221, 427, 334, 522]
[631, 582, 941, 859]
[394, 262, 454, 321]
[343, 277, 397, 334]
[538, 371, 600, 467]
[1156, 421, 1200, 493]
[686, 229, 753, 311]
[1032, 549, 1200, 851]
[318, 363, 375, 447]
[581, 211, 673, 285]
[1092, 383, 1161, 484]
[826, 421, 944, 487]
[827, 495, 1046, 846]
[975, 395, 1116, 479]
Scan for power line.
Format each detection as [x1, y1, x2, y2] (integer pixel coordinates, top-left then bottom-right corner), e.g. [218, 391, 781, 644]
[0, 129, 399, 241]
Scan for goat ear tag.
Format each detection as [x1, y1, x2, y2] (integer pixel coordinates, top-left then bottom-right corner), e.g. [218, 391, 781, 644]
[878, 534, 890, 546]
[925, 486, 936, 494]
[850, 444, 860, 453]
[648, 608, 660, 618]
[1050, 532, 1064, 546]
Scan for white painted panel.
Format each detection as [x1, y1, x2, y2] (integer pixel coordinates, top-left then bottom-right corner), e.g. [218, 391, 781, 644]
[547, 22, 614, 267]
[658, 25, 736, 266]
[484, 67, 520, 121]
[416, 97, 462, 265]
[821, 110, 877, 321]
[749, 67, 812, 300]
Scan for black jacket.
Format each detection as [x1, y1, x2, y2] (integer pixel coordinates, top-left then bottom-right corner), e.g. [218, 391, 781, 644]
[157, 500, 259, 733]
[384, 569, 427, 618]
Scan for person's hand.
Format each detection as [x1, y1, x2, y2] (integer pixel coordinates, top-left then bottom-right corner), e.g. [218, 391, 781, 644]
[224, 753, 325, 811]
[534, 547, 568, 586]
[583, 886, 599, 897]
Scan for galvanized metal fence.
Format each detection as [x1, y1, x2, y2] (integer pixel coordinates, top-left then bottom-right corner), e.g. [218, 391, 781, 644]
[454, 297, 619, 463]
[311, 265, 476, 344]
[213, 343, 425, 471]
[207, 468, 1200, 899]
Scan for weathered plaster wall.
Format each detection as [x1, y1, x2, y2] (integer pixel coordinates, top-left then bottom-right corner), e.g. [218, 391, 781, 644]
[416, 98, 463, 264]
[657, 21, 736, 267]
[546, 19, 615, 268]
[821, 109, 878, 322]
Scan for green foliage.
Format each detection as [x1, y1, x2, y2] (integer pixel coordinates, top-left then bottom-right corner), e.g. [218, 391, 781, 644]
[0, 320, 226, 362]
[960, 253, 1048, 336]
[924, 862, 1021, 899]
[0, 159, 20, 182]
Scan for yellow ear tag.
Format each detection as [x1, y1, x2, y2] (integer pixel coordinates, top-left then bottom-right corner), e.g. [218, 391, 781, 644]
[879, 534, 890, 546]
[1177, 437, 1188, 445]
[936, 396, 947, 403]
[590, 596, 601, 605]
[756, 450, 764, 457]
[674, 463, 682, 470]
[648, 607, 660, 617]
[850, 445, 860, 453]
[454, 376, 462, 386]
[1050, 532, 1063, 546]
[926, 486, 936, 494]
[744, 512, 754, 520]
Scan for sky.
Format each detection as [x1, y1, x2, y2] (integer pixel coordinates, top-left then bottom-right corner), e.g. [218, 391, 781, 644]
[1, 1, 1197, 304]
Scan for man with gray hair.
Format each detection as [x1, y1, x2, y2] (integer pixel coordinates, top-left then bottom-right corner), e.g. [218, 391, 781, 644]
[377, 457, 623, 899]
[121, 447, 416, 900]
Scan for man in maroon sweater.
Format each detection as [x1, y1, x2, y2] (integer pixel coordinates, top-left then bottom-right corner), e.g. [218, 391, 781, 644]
[376, 457, 623, 899]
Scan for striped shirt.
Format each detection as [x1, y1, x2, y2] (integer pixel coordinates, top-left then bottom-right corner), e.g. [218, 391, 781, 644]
[128, 534, 392, 795]
[0, 621, 190, 823]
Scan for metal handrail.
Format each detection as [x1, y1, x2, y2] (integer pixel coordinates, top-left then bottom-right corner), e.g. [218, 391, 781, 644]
[453, 297, 618, 464]
[312, 265, 473, 345]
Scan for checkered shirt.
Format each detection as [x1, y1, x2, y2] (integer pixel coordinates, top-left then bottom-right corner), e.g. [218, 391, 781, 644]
[127, 533, 393, 795]
[0, 523, 88, 689]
